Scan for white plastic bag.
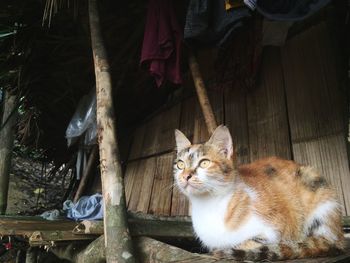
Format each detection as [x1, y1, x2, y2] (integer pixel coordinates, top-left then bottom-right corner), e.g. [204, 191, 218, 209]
[65, 89, 97, 146]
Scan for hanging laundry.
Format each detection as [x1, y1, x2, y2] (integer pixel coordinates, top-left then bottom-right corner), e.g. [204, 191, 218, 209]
[184, 0, 250, 47]
[140, 0, 183, 87]
[252, 0, 331, 21]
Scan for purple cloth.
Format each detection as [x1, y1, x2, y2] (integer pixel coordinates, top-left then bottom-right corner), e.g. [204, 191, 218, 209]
[140, 0, 183, 87]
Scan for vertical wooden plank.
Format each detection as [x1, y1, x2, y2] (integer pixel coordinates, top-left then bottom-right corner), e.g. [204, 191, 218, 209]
[141, 104, 181, 157]
[148, 153, 174, 216]
[193, 90, 224, 144]
[170, 96, 195, 216]
[281, 23, 344, 141]
[127, 157, 157, 213]
[292, 135, 349, 215]
[281, 22, 350, 215]
[224, 86, 250, 164]
[124, 161, 139, 207]
[129, 104, 181, 160]
[128, 125, 146, 160]
[246, 47, 292, 161]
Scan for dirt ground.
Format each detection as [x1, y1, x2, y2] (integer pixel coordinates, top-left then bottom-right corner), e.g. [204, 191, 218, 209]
[1, 155, 72, 262]
[7, 155, 72, 215]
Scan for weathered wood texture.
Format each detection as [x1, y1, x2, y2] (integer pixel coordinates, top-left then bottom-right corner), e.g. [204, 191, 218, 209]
[189, 53, 218, 135]
[0, 91, 17, 214]
[224, 86, 250, 164]
[148, 153, 175, 215]
[88, 0, 135, 261]
[246, 47, 291, 161]
[128, 105, 181, 160]
[281, 22, 350, 215]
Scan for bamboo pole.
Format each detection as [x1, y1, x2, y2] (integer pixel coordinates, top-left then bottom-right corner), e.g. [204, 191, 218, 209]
[188, 53, 217, 134]
[73, 145, 98, 203]
[88, 0, 135, 262]
[0, 91, 17, 214]
[188, 53, 237, 163]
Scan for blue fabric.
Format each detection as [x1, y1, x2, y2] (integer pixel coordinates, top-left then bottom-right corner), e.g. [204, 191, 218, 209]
[64, 193, 103, 221]
[184, 0, 251, 47]
[256, 0, 331, 21]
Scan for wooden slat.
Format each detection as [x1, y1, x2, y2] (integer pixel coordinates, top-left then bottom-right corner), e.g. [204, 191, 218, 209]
[128, 125, 146, 160]
[292, 135, 350, 215]
[124, 161, 139, 206]
[246, 47, 292, 161]
[170, 97, 196, 216]
[224, 86, 250, 164]
[0, 216, 77, 236]
[179, 96, 196, 142]
[148, 153, 175, 215]
[281, 22, 344, 142]
[281, 22, 350, 215]
[193, 90, 224, 144]
[127, 157, 157, 213]
[129, 104, 181, 160]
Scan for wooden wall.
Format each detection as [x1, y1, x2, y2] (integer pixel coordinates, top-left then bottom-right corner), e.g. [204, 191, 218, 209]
[124, 21, 350, 216]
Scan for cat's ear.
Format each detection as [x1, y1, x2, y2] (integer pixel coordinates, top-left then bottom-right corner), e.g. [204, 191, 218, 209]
[175, 129, 191, 152]
[207, 125, 233, 159]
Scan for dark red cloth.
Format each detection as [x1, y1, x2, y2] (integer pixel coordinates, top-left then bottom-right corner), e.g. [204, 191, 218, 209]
[140, 0, 183, 87]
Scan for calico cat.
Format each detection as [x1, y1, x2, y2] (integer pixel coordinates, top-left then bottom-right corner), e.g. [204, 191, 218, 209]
[174, 125, 344, 261]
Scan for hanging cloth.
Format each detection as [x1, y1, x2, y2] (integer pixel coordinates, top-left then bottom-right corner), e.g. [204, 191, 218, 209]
[140, 0, 183, 87]
[184, 0, 251, 47]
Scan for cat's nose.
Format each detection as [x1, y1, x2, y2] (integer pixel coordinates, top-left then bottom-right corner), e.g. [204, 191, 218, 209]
[185, 174, 192, 181]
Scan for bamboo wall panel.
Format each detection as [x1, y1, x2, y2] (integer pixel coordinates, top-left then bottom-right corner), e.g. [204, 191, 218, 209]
[193, 90, 224, 144]
[246, 47, 292, 161]
[224, 86, 250, 165]
[281, 22, 350, 215]
[148, 153, 175, 215]
[281, 23, 344, 142]
[128, 125, 146, 160]
[129, 104, 181, 160]
[292, 135, 350, 215]
[169, 96, 197, 216]
[126, 157, 157, 213]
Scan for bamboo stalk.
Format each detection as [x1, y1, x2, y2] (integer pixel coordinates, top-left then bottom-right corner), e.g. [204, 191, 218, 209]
[73, 145, 98, 203]
[0, 91, 17, 214]
[188, 53, 217, 134]
[73, 213, 194, 238]
[88, 0, 135, 262]
[188, 53, 238, 163]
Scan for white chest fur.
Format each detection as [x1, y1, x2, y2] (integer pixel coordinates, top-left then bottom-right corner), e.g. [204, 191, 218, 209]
[190, 194, 279, 250]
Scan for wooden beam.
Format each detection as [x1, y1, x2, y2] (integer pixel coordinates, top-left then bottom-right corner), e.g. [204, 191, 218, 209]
[88, 0, 135, 262]
[29, 230, 95, 247]
[0, 91, 17, 214]
[73, 213, 193, 238]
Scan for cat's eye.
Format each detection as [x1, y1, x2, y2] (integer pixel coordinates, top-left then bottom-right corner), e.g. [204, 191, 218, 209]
[176, 160, 185, 170]
[199, 159, 210, 168]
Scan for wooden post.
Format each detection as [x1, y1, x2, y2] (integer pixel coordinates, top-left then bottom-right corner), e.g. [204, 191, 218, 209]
[188, 53, 217, 134]
[0, 91, 17, 214]
[88, 0, 135, 262]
